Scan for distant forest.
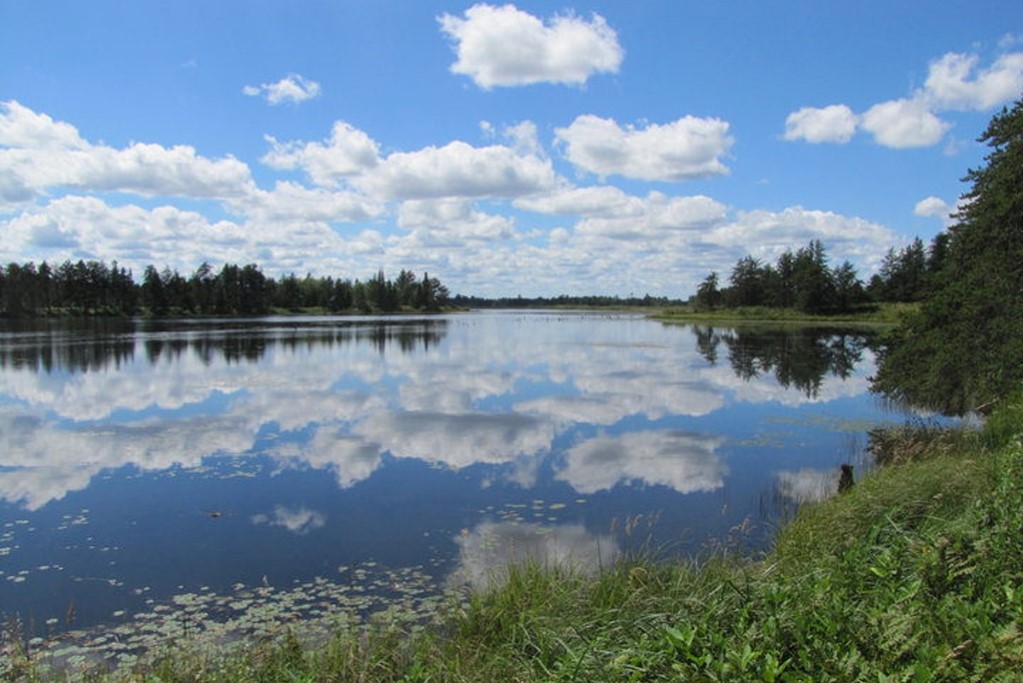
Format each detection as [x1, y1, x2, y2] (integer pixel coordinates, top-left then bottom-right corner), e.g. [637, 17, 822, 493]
[450, 293, 678, 308]
[1, 234, 942, 318]
[691, 236, 947, 314]
[0, 261, 450, 317]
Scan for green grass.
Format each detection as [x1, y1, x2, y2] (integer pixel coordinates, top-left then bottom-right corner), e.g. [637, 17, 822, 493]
[6, 397, 1023, 682]
[654, 302, 918, 326]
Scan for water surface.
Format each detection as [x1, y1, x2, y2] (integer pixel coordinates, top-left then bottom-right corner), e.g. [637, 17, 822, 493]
[0, 312, 908, 652]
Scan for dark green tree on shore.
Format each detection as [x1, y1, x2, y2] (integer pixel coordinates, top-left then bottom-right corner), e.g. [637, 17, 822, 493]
[0, 261, 453, 318]
[873, 96, 1023, 414]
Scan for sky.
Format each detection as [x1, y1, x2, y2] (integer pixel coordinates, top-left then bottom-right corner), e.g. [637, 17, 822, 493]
[1, 1, 1021, 298]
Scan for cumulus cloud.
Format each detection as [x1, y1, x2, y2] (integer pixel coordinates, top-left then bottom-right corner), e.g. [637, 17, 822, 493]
[357, 140, 557, 200]
[913, 195, 959, 227]
[783, 50, 1023, 149]
[0, 101, 254, 203]
[398, 198, 516, 245]
[243, 73, 322, 105]
[702, 206, 898, 274]
[0, 100, 88, 149]
[0, 195, 373, 276]
[439, 3, 623, 88]
[235, 181, 383, 224]
[514, 185, 635, 216]
[783, 105, 859, 143]
[567, 192, 727, 240]
[261, 121, 381, 186]
[555, 114, 733, 181]
[860, 98, 951, 149]
[924, 52, 1023, 110]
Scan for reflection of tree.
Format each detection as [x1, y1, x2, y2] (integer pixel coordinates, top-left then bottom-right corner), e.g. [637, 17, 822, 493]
[0, 319, 137, 373]
[692, 325, 719, 365]
[0, 319, 448, 373]
[692, 326, 872, 398]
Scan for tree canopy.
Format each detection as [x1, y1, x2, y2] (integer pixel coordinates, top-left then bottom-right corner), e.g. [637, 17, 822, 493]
[0, 261, 450, 318]
[872, 96, 1023, 414]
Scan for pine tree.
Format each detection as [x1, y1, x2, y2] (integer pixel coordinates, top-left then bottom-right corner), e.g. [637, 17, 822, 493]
[873, 97, 1023, 413]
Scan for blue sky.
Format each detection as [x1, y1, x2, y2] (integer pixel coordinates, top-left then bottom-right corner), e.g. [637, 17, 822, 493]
[1, 1, 1020, 297]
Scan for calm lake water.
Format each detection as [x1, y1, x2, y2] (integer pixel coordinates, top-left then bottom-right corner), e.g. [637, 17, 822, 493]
[0, 312, 914, 653]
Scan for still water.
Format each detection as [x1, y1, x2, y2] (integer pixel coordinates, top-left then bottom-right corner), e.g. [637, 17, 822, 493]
[0, 312, 909, 651]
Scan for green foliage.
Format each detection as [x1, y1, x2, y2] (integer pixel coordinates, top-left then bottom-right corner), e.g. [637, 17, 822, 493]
[693, 239, 874, 315]
[874, 97, 1023, 414]
[0, 261, 451, 317]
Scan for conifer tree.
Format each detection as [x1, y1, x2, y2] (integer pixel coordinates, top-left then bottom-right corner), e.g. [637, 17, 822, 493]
[873, 97, 1023, 413]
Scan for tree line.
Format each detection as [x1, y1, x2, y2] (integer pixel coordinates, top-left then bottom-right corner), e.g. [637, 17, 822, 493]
[0, 261, 450, 317]
[873, 96, 1023, 414]
[450, 293, 678, 309]
[691, 235, 947, 314]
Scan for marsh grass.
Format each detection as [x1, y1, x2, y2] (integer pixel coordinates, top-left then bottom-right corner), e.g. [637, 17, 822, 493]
[7, 397, 1023, 682]
[655, 302, 917, 326]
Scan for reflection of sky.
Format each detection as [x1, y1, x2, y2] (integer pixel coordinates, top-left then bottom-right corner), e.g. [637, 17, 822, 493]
[557, 431, 726, 494]
[0, 314, 913, 636]
[448, 521, 620, 591]
[0, 315, 888, 509]
[775, 468, 841, 503]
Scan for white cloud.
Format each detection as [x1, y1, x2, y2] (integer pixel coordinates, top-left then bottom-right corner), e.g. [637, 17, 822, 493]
[235, 181, 382, 224]
[0, 100, 88, 150]
[438, 3, 623, 89]
[0, 101, 254, 202]
[860, 97, 951, 149]
[574, 192, 727, 238]
[357, 140, 557, 200]
[555, 114, 733, 181]
[398, 198, 516, 245]
[924, 51, 1023, 111]
[261, 121, 381, 186]
[0, 195, 378, 277]
[705, 206, 898, 271]
[783, 105, 859, 143]
[913, 195, 960, 227]
[783, 51, 1023, 149]
[914, 195, 951, 218]
[514, 185, 634, 216]
[243, 73, 321, 105]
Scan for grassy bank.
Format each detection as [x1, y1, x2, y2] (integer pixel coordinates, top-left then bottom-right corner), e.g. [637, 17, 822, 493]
[654, 302, 918, 326]
[6, 400, 1022, 682]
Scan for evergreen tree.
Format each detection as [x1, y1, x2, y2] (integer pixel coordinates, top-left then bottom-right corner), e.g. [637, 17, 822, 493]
[726, 256, 768, 307]
[694, 272, 722, 311]
[873, 97, 1023, 413]
[142, 265, 169, 316]
[791, 239, 835, 313]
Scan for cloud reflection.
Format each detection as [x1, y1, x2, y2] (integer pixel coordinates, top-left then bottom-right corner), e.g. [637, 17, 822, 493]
[557, 430, 727, 494]
[775, 468, 840, 503]
[448, 521, 620, 590]
[0, 317, 880, 509]
[251, 505, 327, 535]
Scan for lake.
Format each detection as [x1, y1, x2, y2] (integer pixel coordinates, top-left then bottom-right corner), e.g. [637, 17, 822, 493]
[0, 311, 913, 661]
